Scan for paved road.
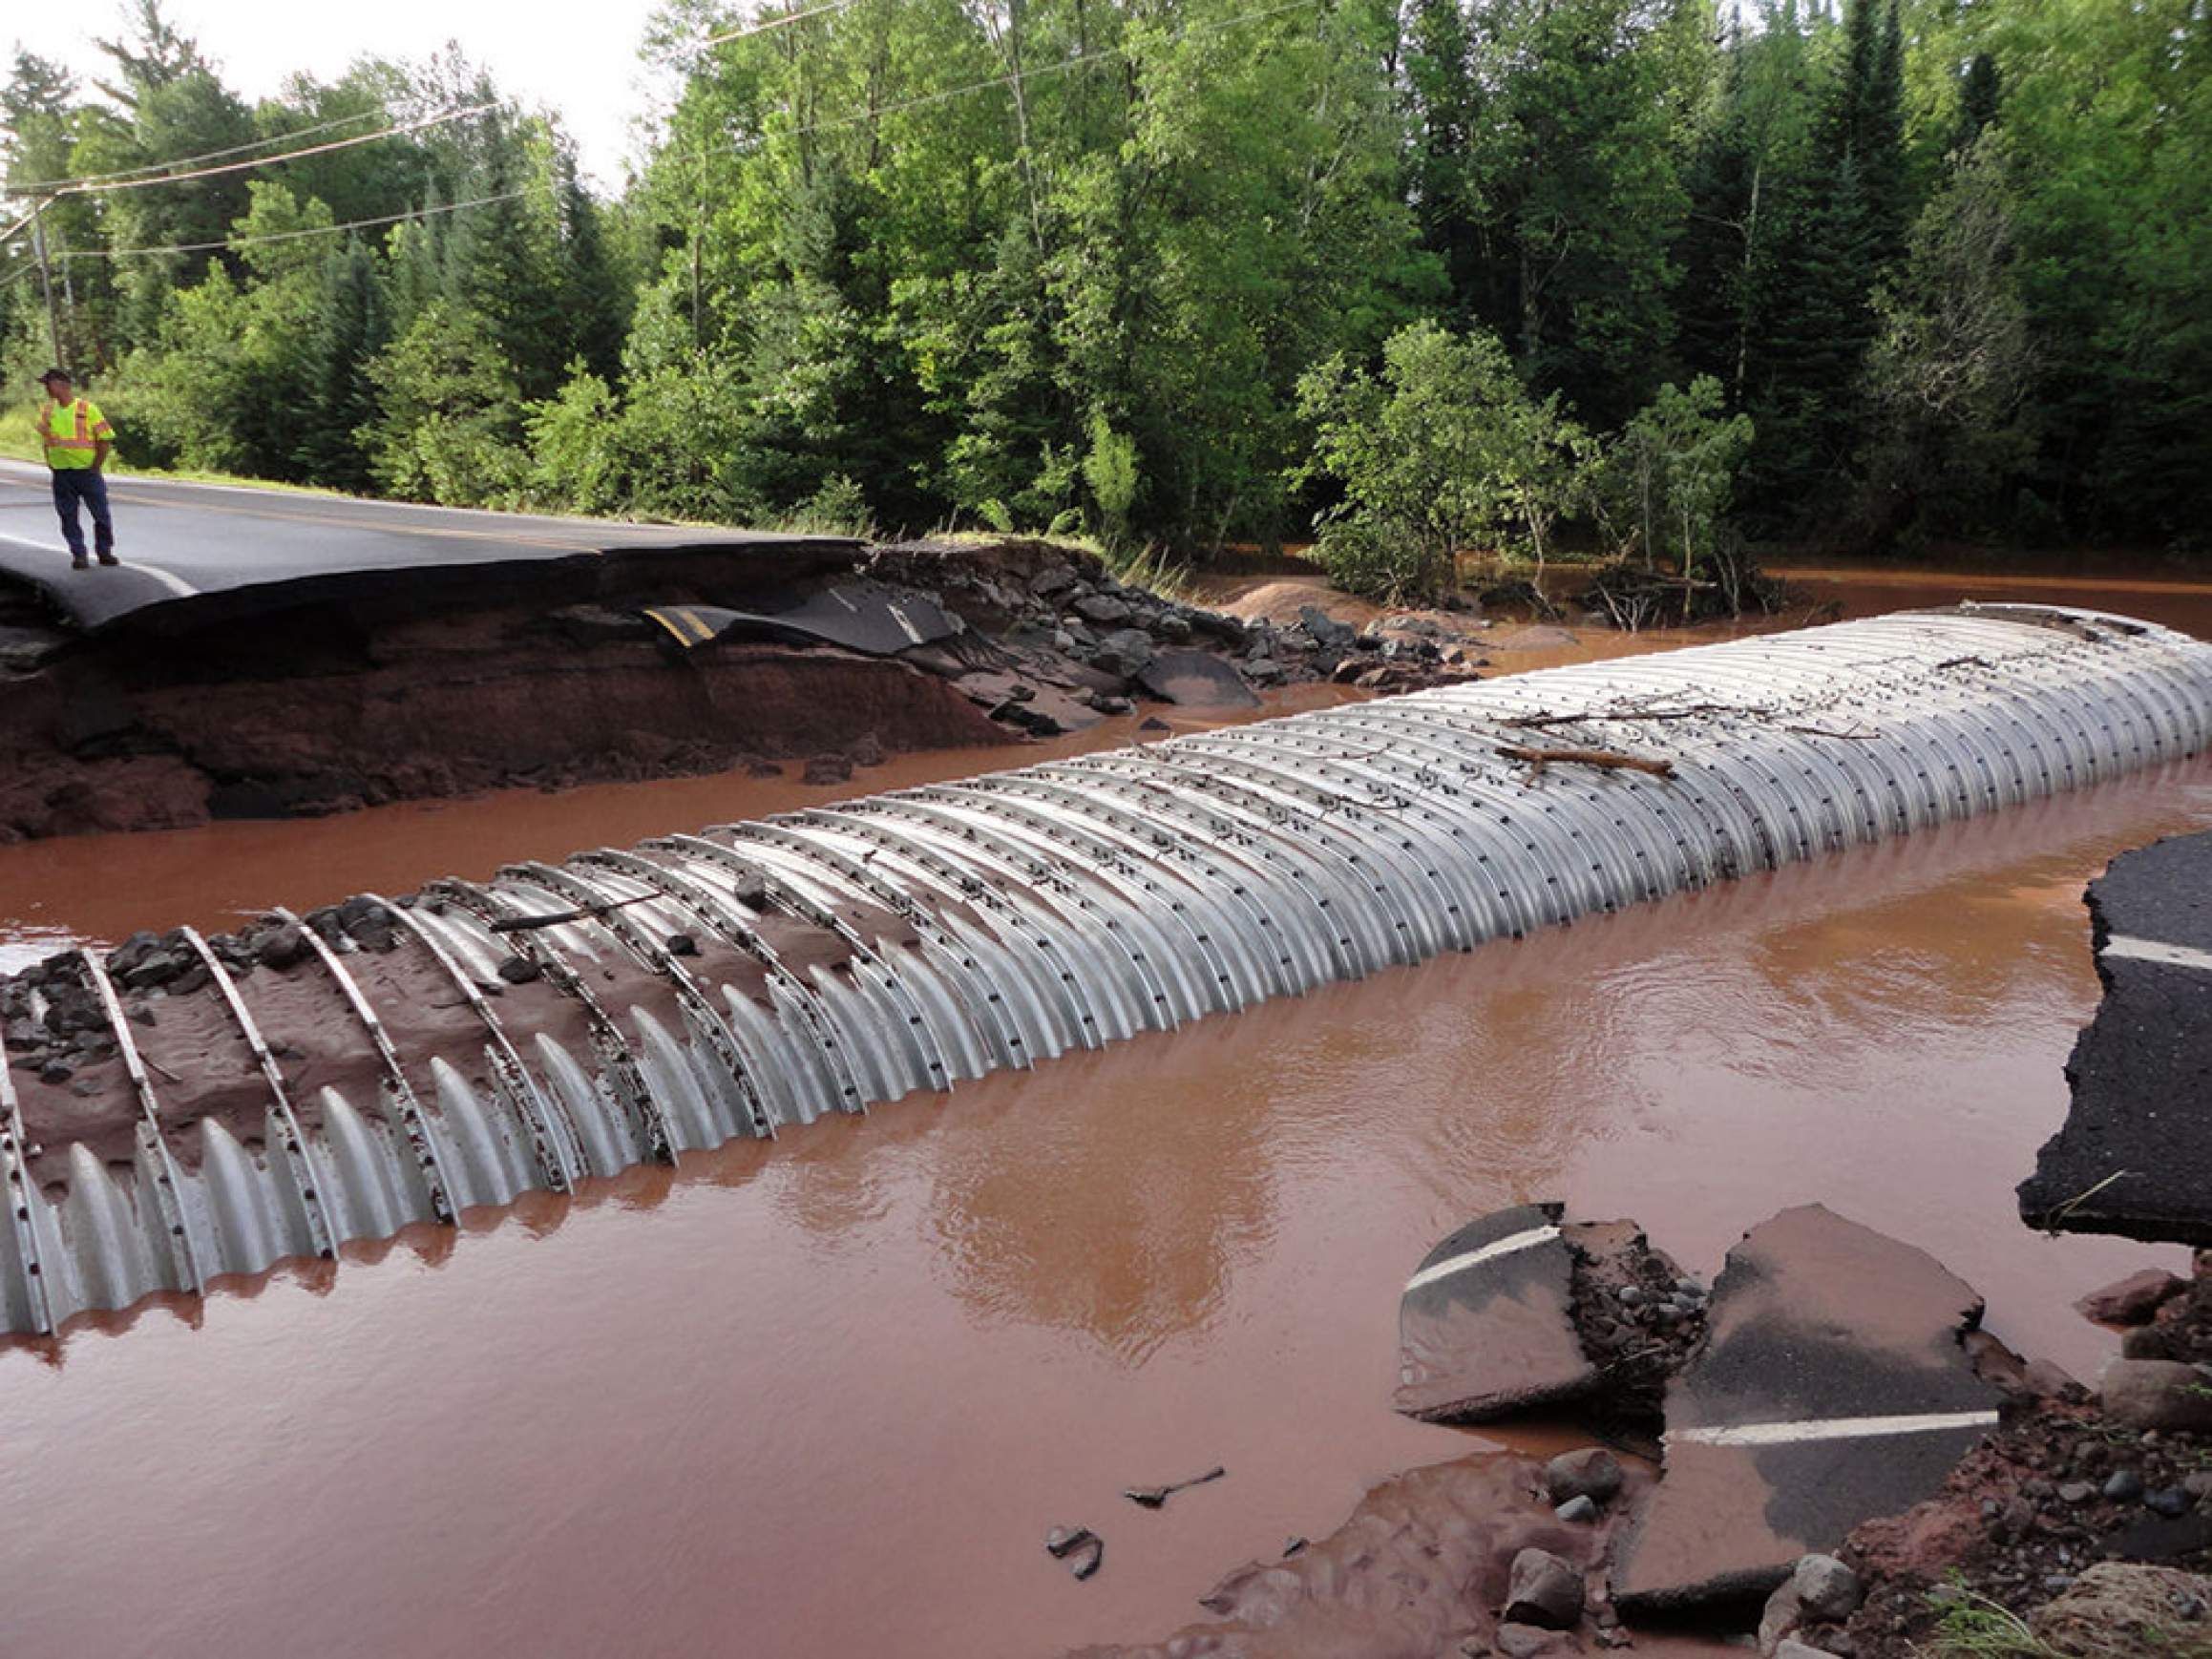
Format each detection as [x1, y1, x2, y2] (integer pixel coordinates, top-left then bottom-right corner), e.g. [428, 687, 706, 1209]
[0, 459, 843, 632]
[2020, 829, 2212, 1245]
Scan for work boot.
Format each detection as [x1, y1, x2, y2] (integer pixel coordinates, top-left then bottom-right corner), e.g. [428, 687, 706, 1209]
[70, 557, 89, 571]
[96, 553, 119, 567]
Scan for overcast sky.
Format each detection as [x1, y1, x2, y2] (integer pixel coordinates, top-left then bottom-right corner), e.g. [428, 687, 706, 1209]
[8, 0, 686, 188]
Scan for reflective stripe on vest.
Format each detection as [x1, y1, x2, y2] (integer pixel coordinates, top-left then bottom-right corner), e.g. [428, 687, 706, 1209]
[42, 400, 100, 452]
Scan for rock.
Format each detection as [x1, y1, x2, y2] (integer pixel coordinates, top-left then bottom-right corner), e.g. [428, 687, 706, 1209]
[2146, 1487, 2195, 1519]
[1030, 565, 1079, 599]
[1296, 604, 1358, 648]
[849, 733, 886, 768]
[1758, 1577, 1806, 1656]
[1244, 658, 1285, 684]
[1503, 1547, 1585, 1630]
[2099, 1359, 2212, 1431]
[1073, 593, 1132, 626]
[665, 933, 699, 957]
[1554, 1496, 1598, 1525]
[119, 950, 184, 990]
[802, 753, 854, 787]
[1064, 1533, 1104, 1581]
[255, 921, 311, 970]
[1494, 1624, 1582, 1659]
[1043, 1525, 1094, 1559]
[1791, 1555, 1863, 1621]
[2059, 1480, 2098, 1505]
[1546, 1449, 1625, 1510]
[1151, 612, 1193, 644]
[2076, 1269, 2190, 1327]
[495, 956, 541, 986]
[1135, 649, 1260, 710]
[2105, 1468, 2147, 1502]
[1774, 1643, 1837, 1659]
[1090, 628, 1156, 678]
[37, 1059, 72, 1084]
[1139, 717, 1171, 733]
[2030, 1564, 2212, 1657]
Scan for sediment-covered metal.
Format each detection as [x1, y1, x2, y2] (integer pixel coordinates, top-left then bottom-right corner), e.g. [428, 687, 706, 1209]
[3, 604, 2207, 1334]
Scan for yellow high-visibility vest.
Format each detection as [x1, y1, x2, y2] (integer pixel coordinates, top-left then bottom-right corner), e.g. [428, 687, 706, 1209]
[39, 398, 114, 472]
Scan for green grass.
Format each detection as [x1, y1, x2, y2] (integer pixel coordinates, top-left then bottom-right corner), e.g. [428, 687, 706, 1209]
[3, 403, 352, 497]
[1915, 1587, 2063, 1658]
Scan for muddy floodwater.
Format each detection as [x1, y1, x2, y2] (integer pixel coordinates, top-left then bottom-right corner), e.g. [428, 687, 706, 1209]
[0, 569, 2209, 1658]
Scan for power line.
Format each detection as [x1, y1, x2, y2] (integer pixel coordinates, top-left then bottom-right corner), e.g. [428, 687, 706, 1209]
[57, 187, 532, 261]
[659, 0, 1327, 167]
[3, 104, 391, 194]
[2, 103, 496, 200]
[700, 0, 868, 50]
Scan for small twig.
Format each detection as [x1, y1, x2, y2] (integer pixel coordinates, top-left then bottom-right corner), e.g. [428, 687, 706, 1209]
[1502, 700, 1764, 730]
[1124, 1465, 1227, 1509]
[143, 1055, 184, 1085]
[2048, 1169, 2134, 1230]
[1498, 744, 1675, 779]
[1934, 655, 1990, 672]
[489, 892, 662, 934]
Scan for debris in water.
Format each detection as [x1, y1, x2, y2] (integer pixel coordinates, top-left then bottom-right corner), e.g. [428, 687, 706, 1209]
[1122, 1465, 1226, 1509]
[1044, 1524, 1096, 1559]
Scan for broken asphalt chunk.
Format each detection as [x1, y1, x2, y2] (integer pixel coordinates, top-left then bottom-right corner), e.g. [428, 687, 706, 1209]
[1611, 1205, 2003, 1611]
[1395, 1204, 1695, 1424]
[1395, 1203, 1592, 1421]
[2020, 830, 2212, 1246]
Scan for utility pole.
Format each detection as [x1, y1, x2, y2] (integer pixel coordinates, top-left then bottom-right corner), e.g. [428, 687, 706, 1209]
[29, 199, 61, 366]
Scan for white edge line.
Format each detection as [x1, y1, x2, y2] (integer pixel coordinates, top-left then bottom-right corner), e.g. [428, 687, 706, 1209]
[2104, 935, 2212, 974]
[1403, 1224, 1561, 1294]
[1669, 1410, 2001, 1449]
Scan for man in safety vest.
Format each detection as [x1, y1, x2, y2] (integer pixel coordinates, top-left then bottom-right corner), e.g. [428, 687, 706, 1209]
[35, 367, 119, 570]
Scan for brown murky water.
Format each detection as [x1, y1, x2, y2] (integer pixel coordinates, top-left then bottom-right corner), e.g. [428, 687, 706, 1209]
[0, 570, 2208, 1659]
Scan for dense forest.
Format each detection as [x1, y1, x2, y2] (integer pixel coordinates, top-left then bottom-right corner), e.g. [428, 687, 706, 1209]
[3, 0, 2207, 586]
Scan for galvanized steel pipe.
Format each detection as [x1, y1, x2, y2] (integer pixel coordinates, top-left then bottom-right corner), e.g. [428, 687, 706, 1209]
[2, 604, 2206, 1334]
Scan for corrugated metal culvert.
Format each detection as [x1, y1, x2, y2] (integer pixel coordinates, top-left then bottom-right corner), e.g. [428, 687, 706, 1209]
[2, 604, 2206, 1334]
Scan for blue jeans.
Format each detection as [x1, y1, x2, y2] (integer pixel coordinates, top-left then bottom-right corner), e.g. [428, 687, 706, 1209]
[50, 468, 115, 563]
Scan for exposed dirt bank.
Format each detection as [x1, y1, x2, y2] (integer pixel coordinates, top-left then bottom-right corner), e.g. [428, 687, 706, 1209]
[0, 537, 1425, 844]
[1823, 1255, 2212, 1659]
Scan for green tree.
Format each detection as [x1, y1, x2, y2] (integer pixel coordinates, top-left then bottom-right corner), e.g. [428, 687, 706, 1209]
[360, 299, 526, 504]
[1863, 136, 2034, 539]
[1296, 320, 1589, 600]
[1600, 375, 1755, 589]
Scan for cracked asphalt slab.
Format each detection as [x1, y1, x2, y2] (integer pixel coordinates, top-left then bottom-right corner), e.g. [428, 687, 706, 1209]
[0, 458, 849, 634]
[2021, 830, 2212, 1245]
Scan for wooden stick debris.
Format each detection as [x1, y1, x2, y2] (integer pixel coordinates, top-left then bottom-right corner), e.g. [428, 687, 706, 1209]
[1497, 744, 1675, 778]
[488, 892, 663, 934]
[1123, 1465, 1228, 1509]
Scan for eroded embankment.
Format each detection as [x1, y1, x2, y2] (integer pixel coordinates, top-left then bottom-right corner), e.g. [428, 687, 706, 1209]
[0, 537, 1455, 843]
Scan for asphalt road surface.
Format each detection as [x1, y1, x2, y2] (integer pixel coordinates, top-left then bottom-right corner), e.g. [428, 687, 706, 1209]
[0, 458, 838, 633]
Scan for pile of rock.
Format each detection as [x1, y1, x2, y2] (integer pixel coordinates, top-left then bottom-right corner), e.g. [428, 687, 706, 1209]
[0, 898, 417, 1094]
[1809, 1250, 2212, 1658]
[873, 541, 1486, 735]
